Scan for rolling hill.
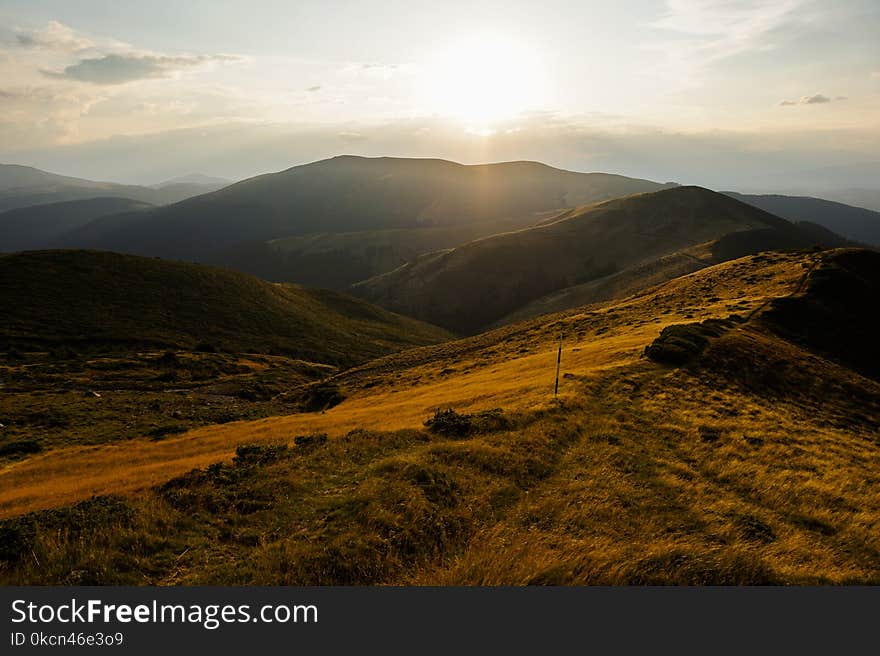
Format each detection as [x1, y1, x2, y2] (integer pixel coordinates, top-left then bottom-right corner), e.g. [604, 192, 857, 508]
[728, 192, 880, 246]
[212, 217, 534, 289]
[2, 248, 877, 585]
[0, 197, 153, 253]
[354, 186, 850, 333]
[0, 164, 229, 212]
[0, 250, 450, 365]
[54, 156, 677, 288]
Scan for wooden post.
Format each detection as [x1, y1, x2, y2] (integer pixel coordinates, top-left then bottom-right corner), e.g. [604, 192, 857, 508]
[554, 330, 563, 398]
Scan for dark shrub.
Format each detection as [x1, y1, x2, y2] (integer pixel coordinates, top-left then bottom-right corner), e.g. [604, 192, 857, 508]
[233, 443, 290, 466]
[699, 426, 722, 443]
[0, 439, 43, 458]
[470, 408, 510, 433]
[425, 409, 473, 437]
[49, 346, 78, 360]
[294, 433, 328, 449]
[5, 347, 23, 361]
[147, 425, 184, 441]
[644, 317, 741, 365]
[299, 382, 345, 412]
[156, 351, 179, 367]
[0, 519, 36, 562]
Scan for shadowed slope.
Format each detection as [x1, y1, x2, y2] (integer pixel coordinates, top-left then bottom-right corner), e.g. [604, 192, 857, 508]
[0, 250, 450, 366]
[728, 191, 880, 246]
[56, 156, 675, 287]
[0, 197, 153, 252]
[354, 186, 844, 333]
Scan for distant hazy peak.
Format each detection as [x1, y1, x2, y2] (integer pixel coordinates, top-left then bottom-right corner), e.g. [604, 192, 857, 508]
[153, 173, 233, 188]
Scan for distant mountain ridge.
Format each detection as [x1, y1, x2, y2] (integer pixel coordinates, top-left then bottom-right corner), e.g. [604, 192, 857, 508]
[0, 164, 229, 212]
[727, 192, 880, 246]
[49, 156, 678, 287]
[153, 173, 231, 188]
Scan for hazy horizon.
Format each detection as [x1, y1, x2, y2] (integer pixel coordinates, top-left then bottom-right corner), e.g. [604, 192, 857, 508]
[1, 1, 878, 191]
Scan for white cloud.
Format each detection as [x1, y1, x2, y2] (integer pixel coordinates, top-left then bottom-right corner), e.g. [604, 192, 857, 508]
[43, 53, 241, 85]
[0, 20, 248, 149]
[649, 0, 807, 78]
[779, 93, 836, 106]
[15, 20, 94, 52]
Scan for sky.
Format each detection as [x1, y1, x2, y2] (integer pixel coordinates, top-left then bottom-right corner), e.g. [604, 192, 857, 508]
[0, 0, 878, 189]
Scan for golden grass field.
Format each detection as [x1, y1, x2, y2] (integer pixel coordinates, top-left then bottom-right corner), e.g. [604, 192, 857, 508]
[1, 249, 878, 584]
[0, 251, 809, 517]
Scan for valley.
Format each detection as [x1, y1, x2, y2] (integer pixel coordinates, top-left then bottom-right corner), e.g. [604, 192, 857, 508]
[2, 247, 878, 585]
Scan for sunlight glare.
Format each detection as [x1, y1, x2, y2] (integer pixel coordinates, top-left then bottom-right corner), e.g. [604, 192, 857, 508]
[419, 34, 546, 134]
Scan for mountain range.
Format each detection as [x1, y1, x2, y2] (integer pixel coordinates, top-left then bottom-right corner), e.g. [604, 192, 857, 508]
[0, 164, 229, 213]
[4, 156, 878, 300]
[41, 156, 677, 287]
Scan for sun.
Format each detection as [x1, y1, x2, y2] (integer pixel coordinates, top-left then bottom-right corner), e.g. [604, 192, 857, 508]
[418, 34, 545, 133]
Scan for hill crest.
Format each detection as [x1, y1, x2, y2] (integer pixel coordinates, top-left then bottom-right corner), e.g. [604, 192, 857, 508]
[0, 250, 450, 367]
[353, 186, 849, 333]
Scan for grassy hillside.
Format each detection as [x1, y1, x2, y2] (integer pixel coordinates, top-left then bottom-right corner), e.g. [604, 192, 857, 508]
[0, 197, 153, 253]
[0, 250, 450, 464]
[0, 250, 450, 364]
[355, 186, 847, 333]
[728, 191, 880, 246]
[495, 242, 718, 326]
[56, 156, 675, 287]
[495, 221, 854, 326]
[2, 248, 877, 584]
[213, 218, 535, 288]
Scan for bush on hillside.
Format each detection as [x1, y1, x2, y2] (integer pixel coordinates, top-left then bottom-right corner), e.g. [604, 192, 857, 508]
[298, 382, 345, 412]
[425, 409, 473, 437]
[644, 317, 741, 365]
[0, 439, 43, 459]
[233, 443, 290, 467]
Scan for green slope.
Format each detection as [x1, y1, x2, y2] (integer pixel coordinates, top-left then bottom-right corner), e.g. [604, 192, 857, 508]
[0, 250, 451, 367]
